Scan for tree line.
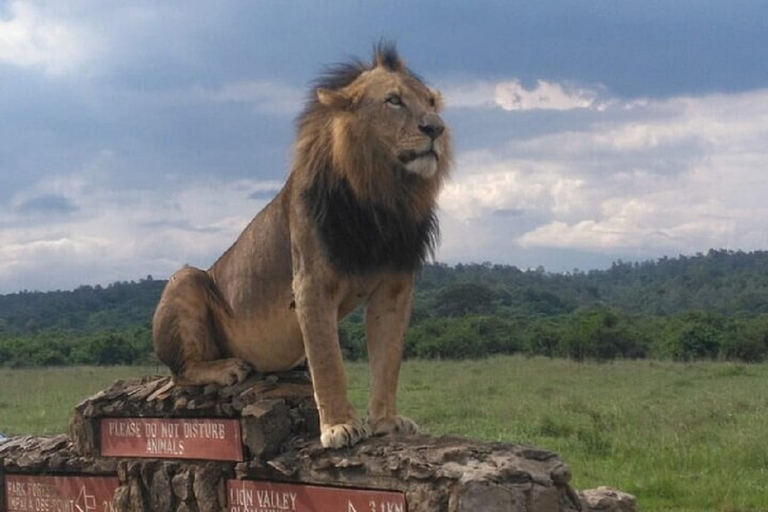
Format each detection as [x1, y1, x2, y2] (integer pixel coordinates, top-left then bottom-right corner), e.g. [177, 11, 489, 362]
[4, 249, 768, 366]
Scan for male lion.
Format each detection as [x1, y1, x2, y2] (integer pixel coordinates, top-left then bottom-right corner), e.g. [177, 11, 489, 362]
[153, 43, 452, 449]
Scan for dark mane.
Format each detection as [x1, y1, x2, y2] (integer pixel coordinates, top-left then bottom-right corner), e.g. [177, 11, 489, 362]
[310, 60, 368, 98]
[373, 41, 404, 72]
[306, 42, 405, 102]
[304, 166, 439, 275]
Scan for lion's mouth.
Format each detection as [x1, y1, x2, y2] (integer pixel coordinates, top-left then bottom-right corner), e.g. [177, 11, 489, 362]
[399, 149, 438, 165]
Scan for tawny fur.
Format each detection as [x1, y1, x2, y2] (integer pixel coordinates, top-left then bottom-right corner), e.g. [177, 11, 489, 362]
[152, 43, 452, 448]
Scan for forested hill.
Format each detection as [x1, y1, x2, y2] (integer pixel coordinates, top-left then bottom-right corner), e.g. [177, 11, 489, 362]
[3, 249, 768, 335]
[416, 249, 768, 318]
[5, 249, 768, 365]
[0, 277, 165, 334]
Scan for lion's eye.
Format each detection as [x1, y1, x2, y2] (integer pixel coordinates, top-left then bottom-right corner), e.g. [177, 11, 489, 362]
[386, 94, 403, 107]
[428, 96, 436, 108]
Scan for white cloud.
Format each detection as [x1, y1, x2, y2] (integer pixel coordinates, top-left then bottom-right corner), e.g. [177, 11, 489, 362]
[495, 79, 601, 111]
[0, 1, 93, 74]
[440, 81, 498, 109]
[441, 78, 606, 112]
[440, 159, 584, 221]
[437, 87, 768, 266]
[0, 166, 283, 292]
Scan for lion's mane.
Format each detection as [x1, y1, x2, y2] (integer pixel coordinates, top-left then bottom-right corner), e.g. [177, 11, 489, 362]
[292, 43, 451, 275]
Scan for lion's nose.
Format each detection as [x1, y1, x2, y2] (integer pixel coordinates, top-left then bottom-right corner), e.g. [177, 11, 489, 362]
[418, 113, 445, 140]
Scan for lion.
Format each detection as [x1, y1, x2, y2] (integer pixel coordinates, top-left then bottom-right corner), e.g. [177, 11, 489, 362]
[152, 43, 452, 449]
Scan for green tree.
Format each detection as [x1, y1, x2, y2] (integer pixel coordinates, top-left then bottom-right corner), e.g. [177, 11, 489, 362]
[564, 308, 649, 360]
[81, 334, 140, 365]
[664, 311, 727, 361]
[524, 319, 565, 358]
[433, 283, 496, 317]
[722, 316, 768, 362]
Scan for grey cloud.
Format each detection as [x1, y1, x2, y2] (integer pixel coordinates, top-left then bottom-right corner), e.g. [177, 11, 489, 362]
[140, 220, 223, 234]
[493, 208, 526, 218]
[247, 189, 280, 201]
[16, 194, 78, 215]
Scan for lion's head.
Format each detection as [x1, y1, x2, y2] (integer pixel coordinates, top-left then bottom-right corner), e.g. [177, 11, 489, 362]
[316, 47, 449, 178]
[293, 43, 452, 274]
[295, 43, 452, 212]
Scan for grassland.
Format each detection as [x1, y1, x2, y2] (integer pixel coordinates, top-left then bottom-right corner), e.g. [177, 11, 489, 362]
[3, 357, 768, 511]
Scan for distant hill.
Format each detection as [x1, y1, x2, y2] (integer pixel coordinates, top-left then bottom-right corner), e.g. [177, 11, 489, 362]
[5, 249, 768, 365]
[414, 249, 768, 318]
[4, 249, 768, 337]
[0, 277, 165, 335]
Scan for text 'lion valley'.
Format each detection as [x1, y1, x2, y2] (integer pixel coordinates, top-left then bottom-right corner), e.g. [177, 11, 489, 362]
[227, 481, 406, 512]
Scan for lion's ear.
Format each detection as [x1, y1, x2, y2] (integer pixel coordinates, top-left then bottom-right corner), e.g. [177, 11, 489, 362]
[317, 88, 352, 110]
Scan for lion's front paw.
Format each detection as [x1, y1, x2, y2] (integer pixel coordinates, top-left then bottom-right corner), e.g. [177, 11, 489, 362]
[370, 415, 419, 437]
[175, 358, 253, 387]
[214, 358, 252, 386]
[320, 420, 371, 449]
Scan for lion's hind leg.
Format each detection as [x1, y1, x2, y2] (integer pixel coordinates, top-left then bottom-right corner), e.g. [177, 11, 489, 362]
[153, 266, 251, 387]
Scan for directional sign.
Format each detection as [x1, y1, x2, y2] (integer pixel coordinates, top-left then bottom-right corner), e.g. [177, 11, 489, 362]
[100, 417, 243, 461]
[228, 480, 407, 512]
[4, 474, 119, 512]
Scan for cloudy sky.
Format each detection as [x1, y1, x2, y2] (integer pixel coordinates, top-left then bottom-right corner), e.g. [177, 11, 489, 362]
[2, 1, 768, 293]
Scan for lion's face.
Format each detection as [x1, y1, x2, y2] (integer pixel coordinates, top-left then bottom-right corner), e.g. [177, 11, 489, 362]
[315, 60, 451, 182]
[352, 67, 447, 179]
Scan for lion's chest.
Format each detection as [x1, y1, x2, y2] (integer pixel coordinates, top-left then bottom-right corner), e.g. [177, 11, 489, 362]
[304, 176, 437, 275]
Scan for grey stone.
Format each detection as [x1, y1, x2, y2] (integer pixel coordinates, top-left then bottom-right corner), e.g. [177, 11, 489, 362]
[241, 399, 291, 459]
[193, 463, 224, 512]
[172, 469, 193, 501]
[450, 481, 521, 512]
[150, 463, 174, 511]
[580, 487, 638, 512]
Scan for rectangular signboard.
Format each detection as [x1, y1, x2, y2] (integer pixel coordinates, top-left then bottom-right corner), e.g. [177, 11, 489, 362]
[228, 480, 407, 512]
[4, 474, 119, 512]
[100, 417, 243, 461]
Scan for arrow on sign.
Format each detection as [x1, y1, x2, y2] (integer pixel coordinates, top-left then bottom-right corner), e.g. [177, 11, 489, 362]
[75, 485, 97, 512]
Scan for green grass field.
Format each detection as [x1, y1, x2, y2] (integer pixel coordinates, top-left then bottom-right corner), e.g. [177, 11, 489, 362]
[2, 357, 768, 511]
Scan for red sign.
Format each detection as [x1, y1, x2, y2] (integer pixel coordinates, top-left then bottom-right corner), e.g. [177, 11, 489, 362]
[227, 480, 407, 512]
[100, 417, 243, 461]
[4, 474, 119, 512]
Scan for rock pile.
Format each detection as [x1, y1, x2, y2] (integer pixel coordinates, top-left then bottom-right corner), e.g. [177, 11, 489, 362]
[1, 373, 637, 512]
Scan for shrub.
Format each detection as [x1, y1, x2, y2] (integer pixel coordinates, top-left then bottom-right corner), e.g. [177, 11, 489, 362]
[663, 311, 727, 361]
[722, 317, 768, 362]
[564, 308, 649, 360]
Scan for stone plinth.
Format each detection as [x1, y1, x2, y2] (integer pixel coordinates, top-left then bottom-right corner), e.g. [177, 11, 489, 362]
[70, 372, 318, 462]
[1, 374, 637, 512]
[239, 433, 582, 512]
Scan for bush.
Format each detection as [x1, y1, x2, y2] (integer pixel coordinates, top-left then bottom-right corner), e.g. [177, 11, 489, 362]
[88, 334, 141, 365]
[722, 317, 768, 362]
[338, 322, 367, 360]
[564, 308, 649, 361]
[404, 316, 520, 359]
[524, 319, 565, 358]
[663, 311, 727, 361]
